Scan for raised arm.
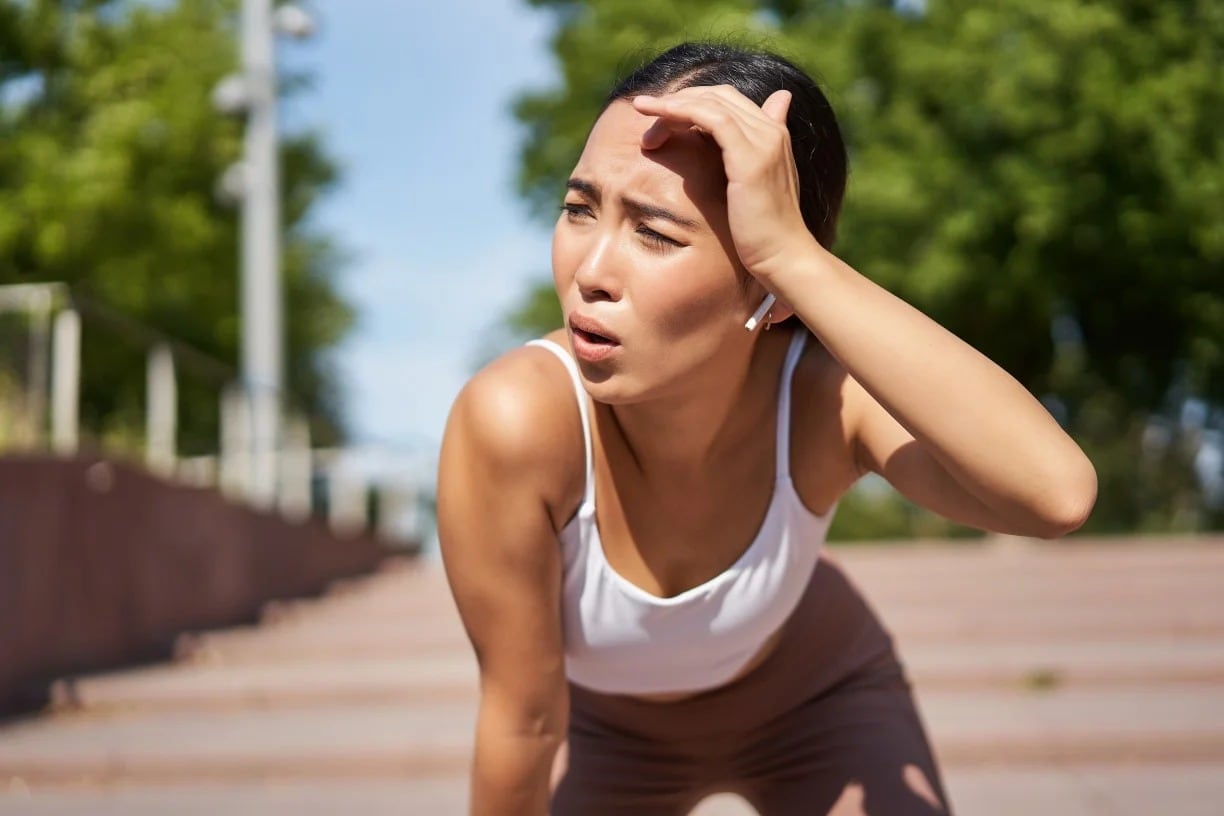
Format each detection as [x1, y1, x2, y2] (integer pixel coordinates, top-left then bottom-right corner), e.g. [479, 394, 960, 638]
[805, 254, 1097, 538]
[631, 86, 1097, 537]
[437, 352, 576, 815]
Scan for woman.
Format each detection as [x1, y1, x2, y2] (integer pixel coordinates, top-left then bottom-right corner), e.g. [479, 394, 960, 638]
[437, 41, 1097, 816]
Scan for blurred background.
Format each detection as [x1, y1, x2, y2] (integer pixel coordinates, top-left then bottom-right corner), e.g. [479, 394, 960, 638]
[1, 1, 1222, 814]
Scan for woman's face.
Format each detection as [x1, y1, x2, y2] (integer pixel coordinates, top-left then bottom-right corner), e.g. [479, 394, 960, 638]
[552, 98, 761, 403]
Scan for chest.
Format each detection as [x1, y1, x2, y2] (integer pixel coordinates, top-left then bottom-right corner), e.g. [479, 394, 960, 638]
[578, 346, 859, 601]
[593, 446, 777, 599]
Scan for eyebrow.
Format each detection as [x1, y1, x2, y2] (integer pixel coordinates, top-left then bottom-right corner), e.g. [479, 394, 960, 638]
[566, 178, 702, 231]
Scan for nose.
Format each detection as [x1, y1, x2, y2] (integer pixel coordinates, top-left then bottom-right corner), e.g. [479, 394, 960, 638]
[573, 232, 622, 303]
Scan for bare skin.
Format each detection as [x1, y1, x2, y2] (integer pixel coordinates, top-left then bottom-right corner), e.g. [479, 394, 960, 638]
[438, 87, 1098, 816]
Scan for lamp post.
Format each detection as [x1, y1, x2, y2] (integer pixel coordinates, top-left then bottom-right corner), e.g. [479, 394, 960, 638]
[213, 1, 314, 507]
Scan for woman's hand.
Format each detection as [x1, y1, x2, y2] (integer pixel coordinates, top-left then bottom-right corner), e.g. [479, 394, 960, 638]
[631, 86, 820, 283]
[637, 88, 1098, 540]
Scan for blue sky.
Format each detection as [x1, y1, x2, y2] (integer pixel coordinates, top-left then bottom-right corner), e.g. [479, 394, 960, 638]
[280, 1, 559, 460]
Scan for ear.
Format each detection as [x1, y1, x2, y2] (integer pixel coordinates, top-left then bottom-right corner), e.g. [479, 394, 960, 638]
[764, 298, 797, 325]
[747, 285, 796, 326]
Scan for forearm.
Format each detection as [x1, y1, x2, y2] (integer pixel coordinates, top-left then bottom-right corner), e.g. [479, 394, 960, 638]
[765, 241, 1096, 527]
[471, 733, 562, 816]
[470, 716, 564, 816]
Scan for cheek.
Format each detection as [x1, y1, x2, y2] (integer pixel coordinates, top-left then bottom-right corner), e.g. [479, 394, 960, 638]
[551, 226, 576, 291]
[636, 259, 742, 338]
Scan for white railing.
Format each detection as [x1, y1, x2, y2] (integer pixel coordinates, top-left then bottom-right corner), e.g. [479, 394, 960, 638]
[0, 282, 429, 550]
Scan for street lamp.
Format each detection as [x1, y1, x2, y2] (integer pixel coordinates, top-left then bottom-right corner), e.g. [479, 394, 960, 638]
[212, 1, 315, 507]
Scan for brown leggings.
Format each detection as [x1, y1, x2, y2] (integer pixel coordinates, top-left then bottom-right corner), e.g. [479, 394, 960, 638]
[550, 552, 953, 815]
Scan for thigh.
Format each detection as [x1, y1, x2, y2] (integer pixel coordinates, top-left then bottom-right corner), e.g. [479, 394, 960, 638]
[550, 726, 699, 816]
[737, 673, 953, 816]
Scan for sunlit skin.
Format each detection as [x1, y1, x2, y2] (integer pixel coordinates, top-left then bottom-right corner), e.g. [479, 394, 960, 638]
[552, 99, 790, 465]
[437, 81, 1099, 815]
[554, 97, 756, 393]
[553, 97, 809, 482]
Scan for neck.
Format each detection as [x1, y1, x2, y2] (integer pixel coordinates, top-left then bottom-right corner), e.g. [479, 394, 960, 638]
[603, 330, 791, 482]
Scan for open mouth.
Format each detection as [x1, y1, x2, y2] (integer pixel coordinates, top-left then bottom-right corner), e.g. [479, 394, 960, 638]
[573, 327, 617, 346]
[568, 315, 622, 362]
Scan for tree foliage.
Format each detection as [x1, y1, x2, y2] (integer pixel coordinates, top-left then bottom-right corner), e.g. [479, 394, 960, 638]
[510, 0, 1224, 533]
[0, 0, 353, 453]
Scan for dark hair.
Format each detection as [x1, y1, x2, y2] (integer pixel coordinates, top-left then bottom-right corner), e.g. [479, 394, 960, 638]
[605, 42, 847, 249]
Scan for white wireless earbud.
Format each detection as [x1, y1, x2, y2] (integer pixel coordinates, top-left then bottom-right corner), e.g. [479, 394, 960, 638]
[744, 293, 776, 332]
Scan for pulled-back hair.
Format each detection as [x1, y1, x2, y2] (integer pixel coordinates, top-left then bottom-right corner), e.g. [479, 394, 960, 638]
[606, 42, 847, 249]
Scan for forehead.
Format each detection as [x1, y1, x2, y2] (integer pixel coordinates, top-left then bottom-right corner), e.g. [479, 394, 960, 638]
[572, 100, 726, 211]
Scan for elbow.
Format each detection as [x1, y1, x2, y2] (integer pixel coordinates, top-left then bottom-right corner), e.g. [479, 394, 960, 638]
[1034, 457, 1099, 539]
[479, 685, 570, 744]
[514, 706, 569, 743]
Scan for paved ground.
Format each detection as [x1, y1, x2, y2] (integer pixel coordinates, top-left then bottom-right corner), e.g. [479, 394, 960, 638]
[1, 536, 1222, 814]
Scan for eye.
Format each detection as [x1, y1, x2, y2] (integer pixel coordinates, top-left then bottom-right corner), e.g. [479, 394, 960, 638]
[560, 202, 592, 221]
[636, 225, 682, 251]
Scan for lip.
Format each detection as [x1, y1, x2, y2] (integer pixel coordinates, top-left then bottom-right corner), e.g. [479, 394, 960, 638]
[568, 312, 622, 364]
[568, 313, 621, 344]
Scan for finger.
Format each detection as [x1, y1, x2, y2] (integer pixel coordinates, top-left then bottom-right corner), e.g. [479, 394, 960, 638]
[760, 89, 792, 127]
[646, 84, 774, 124]
[634, 87, 777, 138]
[640, 116, 685, 150]
[638, 112, 739, 150]
[634, 88, 789, 153]
[632, 94, 760, 155]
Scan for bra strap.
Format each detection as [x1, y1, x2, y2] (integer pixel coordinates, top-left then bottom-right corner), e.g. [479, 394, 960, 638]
[775, 330, 808, 480]
[525, 339, 596, 507]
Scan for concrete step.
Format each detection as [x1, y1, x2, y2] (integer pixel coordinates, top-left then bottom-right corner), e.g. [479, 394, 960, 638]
[173, 618, 469, 665]
[49, 633, 1224, 717]
[50, 656, 478, 713]
[944, 763, 1224, 816]
[4, 539, 1222, 816]
[3, 765, 1223, 816]
[897, 636, 1224, 689]
[0, 701, 475, 785]
[4, 686, 1224, 785]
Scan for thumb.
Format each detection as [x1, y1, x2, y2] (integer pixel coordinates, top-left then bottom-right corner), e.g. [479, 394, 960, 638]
[761, 89, 792, 126]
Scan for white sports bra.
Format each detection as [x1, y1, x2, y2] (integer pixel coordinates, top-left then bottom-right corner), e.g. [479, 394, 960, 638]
[526, 330, 837, 696]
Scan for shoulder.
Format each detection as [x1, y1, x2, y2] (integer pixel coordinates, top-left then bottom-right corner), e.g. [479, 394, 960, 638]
[440, 330, 586, 528]
[436, 340, 574, 708]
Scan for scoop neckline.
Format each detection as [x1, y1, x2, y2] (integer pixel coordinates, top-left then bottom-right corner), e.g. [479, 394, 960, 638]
[575, 473, 833, 606]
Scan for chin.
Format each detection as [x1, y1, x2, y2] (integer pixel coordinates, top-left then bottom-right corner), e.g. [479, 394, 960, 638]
[573, 362, 656, 406]
[576, 371, 639, 405]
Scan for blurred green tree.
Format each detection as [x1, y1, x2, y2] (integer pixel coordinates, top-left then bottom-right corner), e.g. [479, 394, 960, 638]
[506, 0, 1224, 534]
[0, 0, 353, 453]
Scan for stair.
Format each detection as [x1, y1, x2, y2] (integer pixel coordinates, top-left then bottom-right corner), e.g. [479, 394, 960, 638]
[2, 538, 1222, 815]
